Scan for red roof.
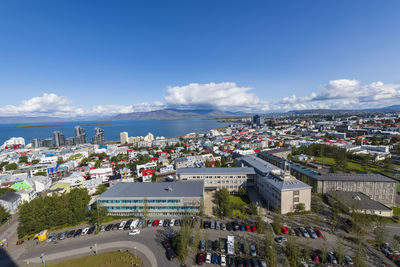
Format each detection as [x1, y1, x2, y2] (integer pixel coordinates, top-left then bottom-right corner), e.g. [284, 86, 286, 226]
[150, 157, 158, 161]
[253, 149, 260, 153]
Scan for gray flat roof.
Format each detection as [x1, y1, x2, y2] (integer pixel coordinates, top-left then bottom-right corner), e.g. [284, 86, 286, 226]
[98, 181, 204, 199]
[319, 173, 395, 182]
[0, 191, 20, 203]
[327, 191, 392, 211]
[176, 167, 256, 175]
[239, 156, 280, 174]
[261, 174, 312, 191]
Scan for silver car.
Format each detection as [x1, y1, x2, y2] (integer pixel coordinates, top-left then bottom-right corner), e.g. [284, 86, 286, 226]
[299, 227, 310, 238]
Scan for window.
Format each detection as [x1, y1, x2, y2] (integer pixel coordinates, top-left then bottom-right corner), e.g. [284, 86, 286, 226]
[293, 190, 299, 196]
[293, 197, 299, 202]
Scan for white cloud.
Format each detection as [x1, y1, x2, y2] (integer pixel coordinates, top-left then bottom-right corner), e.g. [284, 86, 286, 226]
[165, 82, 270, 110]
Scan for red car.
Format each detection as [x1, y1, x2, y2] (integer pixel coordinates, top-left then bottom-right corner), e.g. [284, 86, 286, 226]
[251, 225, 257, 233]
[312, 252, 320, 262]
[196, 253, 205, 265]
[282, 226, 289, 234]
[314, 229, 323, 238]
[162, 240, 171, 250]
[16, 240, 24, 245]
[245, 225, 251, 232]
[388, 254, 400, 261]
[153, 220, 159, 226]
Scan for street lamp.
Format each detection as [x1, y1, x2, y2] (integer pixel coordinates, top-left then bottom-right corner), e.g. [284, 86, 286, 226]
[95, 243, 98, 255]
[134, 246, 136, 257]
[40, 253, 45, 266]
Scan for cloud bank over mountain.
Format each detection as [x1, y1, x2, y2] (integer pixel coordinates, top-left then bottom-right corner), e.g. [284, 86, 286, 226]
[1, 79, 399, 117]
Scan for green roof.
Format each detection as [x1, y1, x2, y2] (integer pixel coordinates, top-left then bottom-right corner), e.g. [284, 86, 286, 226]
[11, 181, 32, 191]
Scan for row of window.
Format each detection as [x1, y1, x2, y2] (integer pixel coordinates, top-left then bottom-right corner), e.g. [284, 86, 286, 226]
[105, 206, 199, 210]
[204, 180, 244, 184]
[99, 199, 181, 204]
[189, 175, 247, 179]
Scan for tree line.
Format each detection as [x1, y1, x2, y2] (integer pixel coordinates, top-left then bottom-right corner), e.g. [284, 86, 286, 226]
[17, 188, 90, 238]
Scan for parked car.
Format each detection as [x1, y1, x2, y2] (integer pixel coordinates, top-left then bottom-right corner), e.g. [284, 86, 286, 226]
[327, 252, 338, 264]
[47, 232, 56, 242]
[210, 221, 216, 229]
[212, 240, 218, 251]
[345, 255, 354, 265]
[81, 227, 89, 235]
[240, 224, 245, 231]
[119, 221, 127, 230]
[128, 229, 140, 236]
[220, 254, 226, 266]
[153, 220, 159, 227]
[251, 258, 258, 267]
[205, 252, 212, 264]
[282, 226, 289, 234]
[228, 255, 235, 266]
[166, 248, 176, 261]
[74, 229, 82, 237]
[221, 223, 226, 230]
[112, 223, 119, 230]
[234, 222, 240, 231]
[169, 219, 175, 226]
[245, 225, 251, 232]
[124, 219, 133, 230]
[250, 244, 256, 256]
[203, 221, 210, 229]
[59, 231, 68, 240]
[312, 252, 320, 262]
[226, 222, 232, 231]
[274, 237, 287, 243]
[293, 228, 301, 236]
[259, 259, 267, 267]
[289, 228, 296, 235]
[197, 253, 205, 265]
[162, 240, 172, 250]
[174, 219, 181, 226]
[147, 220, 153, 228]
[306, 227, 317, 239]
[67, 230, 75, 238]
[137, 219, 144, 228]
[87, 225, 96, 234]
[163, 219, 169, 227]
[220, 239, 226, 253]
[200, 240, 206, 251]
[314, 228, 323, 237]
[299, 227, 310, 238]
[100, 225, 106, 232]
[158, 219, 164, 226]
[207, 240, 213, 251]
[251, 225, 257, 233]
[212, 253, 219, 264]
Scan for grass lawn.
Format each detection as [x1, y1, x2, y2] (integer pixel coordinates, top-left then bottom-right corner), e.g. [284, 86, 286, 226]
[47, 251, 141, 267]
[393, 207, 400, 216]
[314, 156, 382, 173]
[314, 156, 336, 165]
[228, 195, 249, 206]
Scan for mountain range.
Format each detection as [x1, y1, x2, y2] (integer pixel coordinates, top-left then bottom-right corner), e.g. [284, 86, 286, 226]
[0, 105, 399, 124]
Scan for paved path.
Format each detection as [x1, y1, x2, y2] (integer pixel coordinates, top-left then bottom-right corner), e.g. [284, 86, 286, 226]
[20, 241, 157, 267]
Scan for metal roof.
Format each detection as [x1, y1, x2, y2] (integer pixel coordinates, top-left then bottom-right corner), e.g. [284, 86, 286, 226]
[327, 191, 392, 211]
[239, 156, 280, 174]
[318, 173, 395, 182]
[98, 181, 204, 199]
[176, 167, 255, 175]
[260, 174, 312, 191]
[0, 191, 21, 203]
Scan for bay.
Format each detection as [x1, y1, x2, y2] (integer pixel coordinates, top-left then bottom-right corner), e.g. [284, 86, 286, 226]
[0, 119, 230, 144]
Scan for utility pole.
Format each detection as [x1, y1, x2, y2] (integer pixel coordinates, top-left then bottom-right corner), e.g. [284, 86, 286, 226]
[95, 243, 98, 255]
[40, 253, 45, 266]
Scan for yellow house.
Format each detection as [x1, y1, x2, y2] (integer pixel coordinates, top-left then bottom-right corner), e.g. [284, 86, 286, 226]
[34, 229, 49, 242]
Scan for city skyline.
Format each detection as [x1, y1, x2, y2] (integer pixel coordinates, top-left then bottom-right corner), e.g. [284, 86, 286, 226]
[0, 1, 400, 117]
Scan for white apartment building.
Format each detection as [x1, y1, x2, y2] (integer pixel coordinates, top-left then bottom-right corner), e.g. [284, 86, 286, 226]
[89, 167, 113, 182]
[120, 132, 129, 144]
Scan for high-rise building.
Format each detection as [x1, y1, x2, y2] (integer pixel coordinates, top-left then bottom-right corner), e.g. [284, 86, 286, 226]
[32, 138, 41, 148]
[74, 126, 86, 144]
[41, 138, 53, 147]
[253, 114, 264, 126]
[92, 128, 104, 146]
[120, 132, 128, 144]
[53, 131, 65, 147]
[66, 137, 75, 146]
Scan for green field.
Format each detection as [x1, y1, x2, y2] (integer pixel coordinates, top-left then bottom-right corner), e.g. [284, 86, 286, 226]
[228, 195, 249, 206]
[393, 207, 400, 216]
[314, 156, 381, 173]
[47, 251, 141, 267]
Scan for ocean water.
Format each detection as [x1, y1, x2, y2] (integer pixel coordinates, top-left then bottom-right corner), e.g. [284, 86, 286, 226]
[0, 119, 230, 144]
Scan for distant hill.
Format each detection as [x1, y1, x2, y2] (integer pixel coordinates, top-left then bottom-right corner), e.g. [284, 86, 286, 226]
[0, 116, 72, 124]
[111, 108, 240, 120]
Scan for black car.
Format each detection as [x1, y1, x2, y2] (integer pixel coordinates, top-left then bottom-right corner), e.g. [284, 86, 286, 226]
[244, 258, 252, 267]
[112, 223, 120, 230]
[226, 222, 232, 231]
[124, 220, 133, 230]
[236, 257, 244, 267]
[212, 240, 218, 251]
[174, 219, 180, 226]
[207, 240, 213, 251]
[67, 230, 75, 238]
[163, 219, 169, 227]
[105, 224, 113, 231]
[203, 221, 209, 229]
[228, 255, 235, 267]
[251, 258, 259, 267]
[87, 225, 96, 234]
[293, 228, 301, 236]
[234, 222, 240, 231]
[74, 229, 82, 237]
[166, 248, 176, 261]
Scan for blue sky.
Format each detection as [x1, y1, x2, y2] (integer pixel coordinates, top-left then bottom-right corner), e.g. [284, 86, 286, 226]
[0, 0, 400, 116]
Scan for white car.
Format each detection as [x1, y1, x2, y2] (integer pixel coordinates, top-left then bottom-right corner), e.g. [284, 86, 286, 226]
[119, 221, 127, 230]
[81, 227, 89, 235]
[159, 219, 164, 226]
[169, 219, 175, 226]
[205, 252, 211, 264]
[220, 254, 226, 266]
[100, 225, 106, 232]
[128, 229, 141, 236]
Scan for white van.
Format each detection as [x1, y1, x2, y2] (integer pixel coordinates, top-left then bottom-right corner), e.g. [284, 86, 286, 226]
[130, 219, 139, 229]
[119, 221, 127, 230]
[81, 227, 89, 235]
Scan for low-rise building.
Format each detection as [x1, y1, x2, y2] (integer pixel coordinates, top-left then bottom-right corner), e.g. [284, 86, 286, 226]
[0, 192, 21, 214]
[98, 181, 204, 217]
[327, 191, 393, 217]
[176, 167, 256, 192]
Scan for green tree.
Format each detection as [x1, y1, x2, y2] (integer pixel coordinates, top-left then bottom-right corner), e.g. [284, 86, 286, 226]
[214, 160, 221, 167]
[353, 239, 366, 267]
[57, 157, 65, 165]
[34, 171, 47, 176]
[94, 159, 102, 168]
[336, 238, 345, 265]
[88, 203, 108, 224]
[5, 163, 18, 170]
[383, 157, 393, 171]
[94, 184, 107, 195]
[374, 221, 386, 245]
[0, 206, 10, 223]
[19, 156, 28, 163]
[248, 203, 258, 215]
[205, 159, 211, 168]
[335, 149, 347, 171]
[215, 188, 232, 217]
[321, 239, 328, 263]
[255, 215, 264, 234]
[171, 217, 192, 262]
[151, 173, 157, 182]
[0, 187, 16, 195]
[360, 154, 370, 171]
[285, 236, 301, 266]
[221, 157, 227, 167]
[264, 228, 277, 267]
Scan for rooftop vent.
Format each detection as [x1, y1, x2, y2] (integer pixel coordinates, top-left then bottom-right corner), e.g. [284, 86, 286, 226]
[353, 195, 361, 201]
